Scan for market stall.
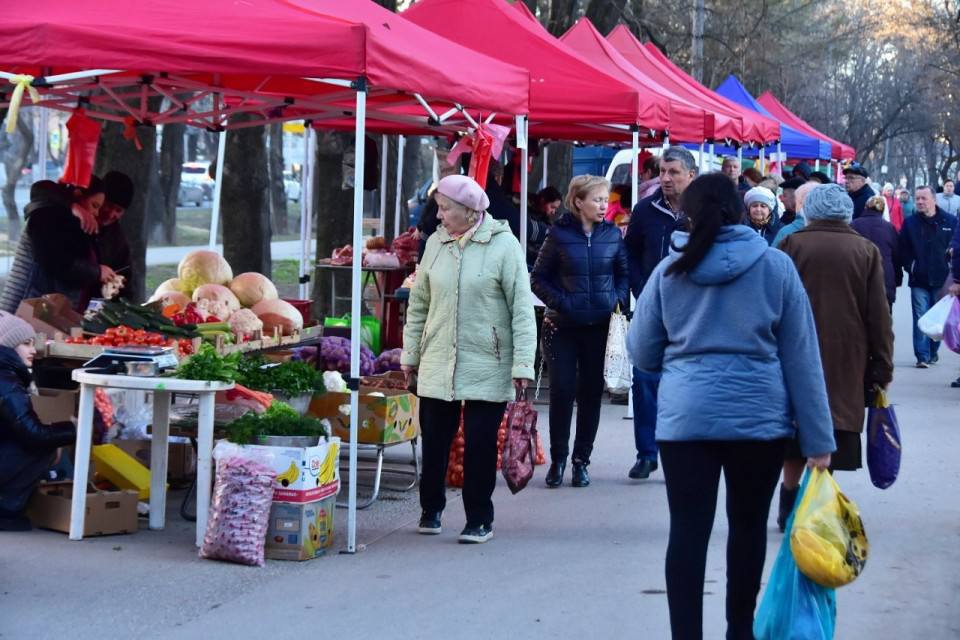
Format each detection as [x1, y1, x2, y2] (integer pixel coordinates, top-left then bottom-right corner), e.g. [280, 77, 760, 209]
[0, 0, 531, 555]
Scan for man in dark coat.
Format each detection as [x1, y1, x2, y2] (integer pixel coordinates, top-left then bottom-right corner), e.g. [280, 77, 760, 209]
[778, 184, 893, 529]
[843, 162, 876, 220]
[899, 185, 959, 367]
[851, 194, 902, 309]
[623, 146, 696, 480]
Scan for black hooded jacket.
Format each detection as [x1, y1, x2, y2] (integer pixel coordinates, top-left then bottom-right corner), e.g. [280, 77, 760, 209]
[0, 346, 74, 451]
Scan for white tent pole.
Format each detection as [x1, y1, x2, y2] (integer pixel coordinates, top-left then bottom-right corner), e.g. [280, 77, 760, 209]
[776, 142, 783, 175]
[518, 116, 528, 251]
[815, 159, 820, 172]
[541, 144, 549, 190]
[299, 126, 314, 300]
[662, 134, 670, 154]
[378, 134, 388, 237]
[394, 135, 405, 237]
[708, 142, 715, 172]
[737, 145, 743, 173]
[346, 85, 367, 555]
[208, 129, 227, 249]
[627, 128, 640, 421]
[698, 142, 705, 176]
[38, 109, 49, 181]
[759, 147, 766, 175]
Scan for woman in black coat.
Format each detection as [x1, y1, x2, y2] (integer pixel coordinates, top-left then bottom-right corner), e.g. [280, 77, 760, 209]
[531, 175, 630, 488]
[0, 312, 75, 531]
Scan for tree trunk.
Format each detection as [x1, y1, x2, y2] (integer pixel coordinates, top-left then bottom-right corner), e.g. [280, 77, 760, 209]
[546, 142, 573, 197]
[310, 131, 354, 320]
[94, 100, 161, 303]
[154, 123, 183, 245]
[221, 114, 271, 278]
[267, 123, 288, 236]
[1, 114, 34, 242]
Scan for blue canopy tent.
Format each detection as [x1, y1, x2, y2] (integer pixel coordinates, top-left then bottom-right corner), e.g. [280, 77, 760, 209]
[710, 75, 832, 162]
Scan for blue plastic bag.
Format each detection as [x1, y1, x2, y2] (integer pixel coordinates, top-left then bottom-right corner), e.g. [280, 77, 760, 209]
[866, 388, 901, 490]
[754, 471, 837, 640]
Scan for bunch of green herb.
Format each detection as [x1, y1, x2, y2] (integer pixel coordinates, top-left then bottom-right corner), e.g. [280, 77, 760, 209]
[236, 356, 325, 396]
[225, 401, 330, 444]
[174, 344, 241, 382]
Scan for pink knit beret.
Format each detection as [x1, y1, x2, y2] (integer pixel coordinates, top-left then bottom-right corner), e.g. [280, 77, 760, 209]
[436, 175, 490, 212]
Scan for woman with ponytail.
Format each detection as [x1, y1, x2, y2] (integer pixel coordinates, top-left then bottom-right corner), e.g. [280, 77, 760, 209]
[626, 173, 835, 639]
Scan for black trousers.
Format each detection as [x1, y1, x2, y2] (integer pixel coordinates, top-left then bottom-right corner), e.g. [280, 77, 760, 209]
[0, 441, 56, 515]
[419, 397, 506, 528]
[659, 439, 786, 640]
[544, 320, 608, 464]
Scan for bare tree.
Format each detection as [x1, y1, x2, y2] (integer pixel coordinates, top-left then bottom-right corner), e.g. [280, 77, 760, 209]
[0, 113, 34, 241]
[267, 123, 288, 235]
[221, 114, 271, 277]
[153, 123, 183, 245]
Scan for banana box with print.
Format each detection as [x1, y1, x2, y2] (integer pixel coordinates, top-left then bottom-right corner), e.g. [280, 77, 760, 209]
[309, 374, 419, 444]
[244, 437, 341, 503]
[264, 490, 337, 561]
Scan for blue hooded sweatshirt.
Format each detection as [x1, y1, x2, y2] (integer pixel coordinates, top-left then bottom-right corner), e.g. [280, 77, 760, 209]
[627, 225, 835, 457]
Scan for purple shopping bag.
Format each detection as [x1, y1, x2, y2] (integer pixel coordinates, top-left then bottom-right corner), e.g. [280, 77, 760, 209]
[866, 389, 901, 490]
[942, 297, 960, 353]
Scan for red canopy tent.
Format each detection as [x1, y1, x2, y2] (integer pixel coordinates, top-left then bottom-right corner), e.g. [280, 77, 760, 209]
[757, 91, 855, 160]
[0, 0, 533, 555]
[403, 0, 672, 139]
[605, 26, 750, 144]
[0, 0, 530, 132]
[559, 19, 708, 144]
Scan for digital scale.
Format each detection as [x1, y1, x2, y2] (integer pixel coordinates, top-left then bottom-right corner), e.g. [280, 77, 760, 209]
[82, 345, 179, 375]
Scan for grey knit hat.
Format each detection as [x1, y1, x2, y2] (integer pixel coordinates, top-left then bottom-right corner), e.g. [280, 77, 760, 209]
[744, 186, 777, 211]
[804, 183, 854, 222]
[0, 311, 35, 349]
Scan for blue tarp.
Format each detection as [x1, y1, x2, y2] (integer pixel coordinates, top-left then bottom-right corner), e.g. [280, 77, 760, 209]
[714, 75, 832, 160]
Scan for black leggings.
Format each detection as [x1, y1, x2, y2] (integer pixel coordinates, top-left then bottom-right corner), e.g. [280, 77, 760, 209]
[659, 439, 786, 640]
[419, 397, 506, 528]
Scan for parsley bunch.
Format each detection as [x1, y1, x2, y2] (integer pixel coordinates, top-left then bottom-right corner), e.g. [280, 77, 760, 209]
[225, 401, 330, 444]
[175, 344, 241, 382]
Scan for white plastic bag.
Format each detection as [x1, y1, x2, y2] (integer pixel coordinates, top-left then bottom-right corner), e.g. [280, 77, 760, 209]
[199, 442, 276, 567]
[603, 307, 632, 394]
[918, 295, 955, 341]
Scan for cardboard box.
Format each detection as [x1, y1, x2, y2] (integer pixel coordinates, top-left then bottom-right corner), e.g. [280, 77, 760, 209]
[27, 482, 139, 536]
[112, 439, 197, 483]
[15, 294, 83, 336]
[309, 382, 419, 445]
[264, 489, 336, 561]
[244, 438, 340, 503]
[30, 388, 78, 424]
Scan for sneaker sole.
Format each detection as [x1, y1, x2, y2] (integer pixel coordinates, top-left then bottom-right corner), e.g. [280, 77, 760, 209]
[417, 526, 442, 535]
[458, 531, 493, 544]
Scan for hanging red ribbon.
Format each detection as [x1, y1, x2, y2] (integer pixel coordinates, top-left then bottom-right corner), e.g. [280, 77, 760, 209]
[123, 116, 143, 151]
[60, 109, 102, 188]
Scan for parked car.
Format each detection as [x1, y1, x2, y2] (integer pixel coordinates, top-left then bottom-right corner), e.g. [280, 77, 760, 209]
[177, 181, 205, 207]
[181, 161, 214, 200]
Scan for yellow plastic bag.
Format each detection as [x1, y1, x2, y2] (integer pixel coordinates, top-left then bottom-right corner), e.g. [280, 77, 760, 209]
[790, 468, 868, 588]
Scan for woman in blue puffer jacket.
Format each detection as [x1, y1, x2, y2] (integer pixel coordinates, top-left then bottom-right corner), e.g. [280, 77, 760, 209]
[531, 175, 629, 489]
[627, 173, 835, 639]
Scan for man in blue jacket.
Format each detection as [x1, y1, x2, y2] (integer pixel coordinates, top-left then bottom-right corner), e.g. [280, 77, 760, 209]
[899, 185, 958, 367]
[623, 146, 696, 480]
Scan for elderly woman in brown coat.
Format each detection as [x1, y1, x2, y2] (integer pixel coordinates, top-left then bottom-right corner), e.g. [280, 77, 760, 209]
[776, 183, 894, 530]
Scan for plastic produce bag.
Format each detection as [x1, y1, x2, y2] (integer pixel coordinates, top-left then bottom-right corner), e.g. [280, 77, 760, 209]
[754, 471, 837, 640]
[324, 314, 381, 354]
[866, 388, 901, 489]
[500, 390, 539, 494]
[917, 294, 954, 341]
[199, 442, 276, 567]
[790, 468, 868, 588]
[603, 307, 632, 394]
[942, 297, 960, 353]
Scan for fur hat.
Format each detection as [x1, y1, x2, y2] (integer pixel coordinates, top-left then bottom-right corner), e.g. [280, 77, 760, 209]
[744, 186, 777, 211]
[804, 183, 854, 221]
[436, 175, 489, 212]
[0, 311, 35, 350]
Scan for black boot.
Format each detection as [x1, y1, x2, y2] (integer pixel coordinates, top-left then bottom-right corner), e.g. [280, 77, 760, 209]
[777, 483, 799, 533]
[571, 461, 590, 487]
[545, 460, 565, 488]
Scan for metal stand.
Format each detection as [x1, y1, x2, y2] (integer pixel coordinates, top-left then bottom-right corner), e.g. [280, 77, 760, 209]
[336, 438, 421, 510]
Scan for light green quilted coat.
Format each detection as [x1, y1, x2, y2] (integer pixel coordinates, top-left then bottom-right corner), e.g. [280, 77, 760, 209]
[401, 216, 536, 403]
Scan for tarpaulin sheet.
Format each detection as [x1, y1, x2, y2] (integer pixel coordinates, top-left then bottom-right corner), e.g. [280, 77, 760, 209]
[757, 91, 855, 160]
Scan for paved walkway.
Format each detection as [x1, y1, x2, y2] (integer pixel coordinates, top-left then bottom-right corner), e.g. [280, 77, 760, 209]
[2, 292, 959, 639]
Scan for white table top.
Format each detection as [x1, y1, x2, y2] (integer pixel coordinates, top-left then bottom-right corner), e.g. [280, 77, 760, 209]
[71, 369, 234, 393]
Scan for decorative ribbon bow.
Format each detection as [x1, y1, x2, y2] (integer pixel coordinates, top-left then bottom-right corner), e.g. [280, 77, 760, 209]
[5, 74, 40, 134]
[123, 116, 143, 151]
